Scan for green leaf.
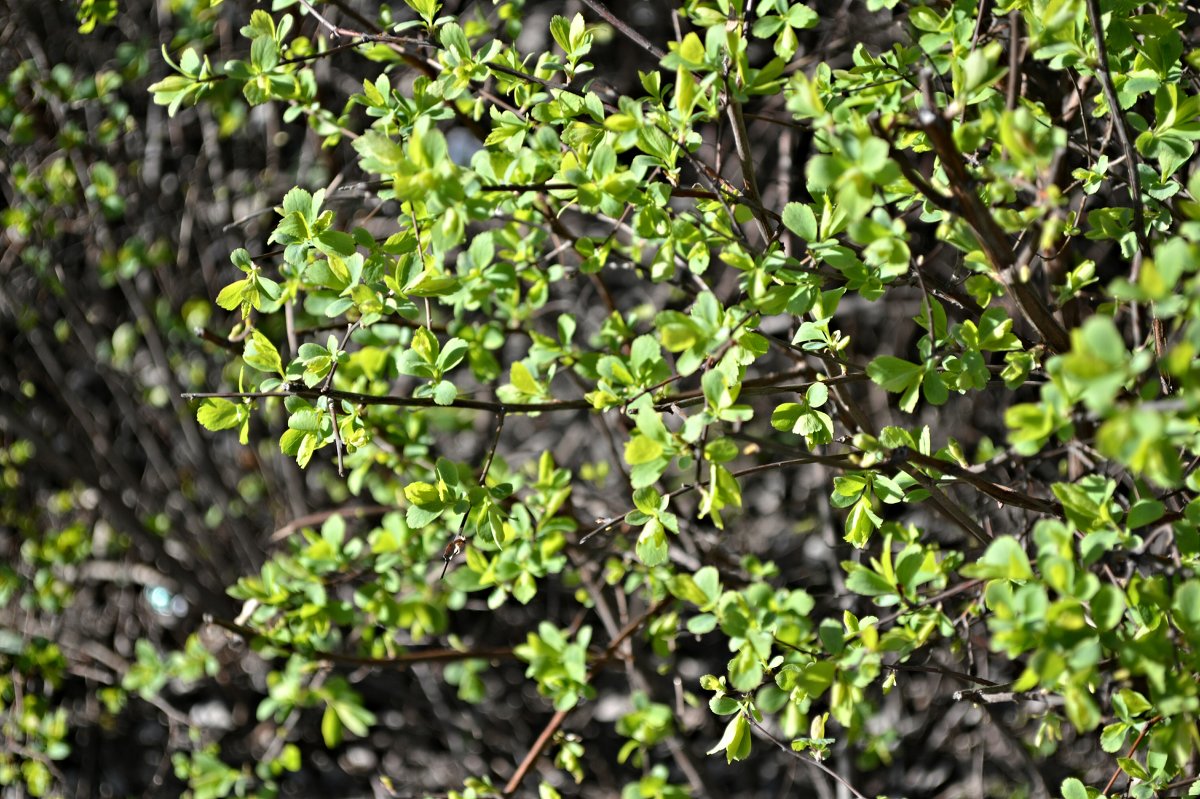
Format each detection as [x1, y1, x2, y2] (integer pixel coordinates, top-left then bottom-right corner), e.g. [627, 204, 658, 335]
[1173, 579, 1200, 642]
[806, 382, 828, 407]
[817, 618, 844, 655]
[688, 614, 718, 635]
[196, 399, 241, 431]
[1117, 756, 1150, 781]
[432, 380, 457, 405]
[708, 714, 751, 762]
[243, 330, 283, 375]
[844, 496, 879, 547]
[321, 706, 343, 748]
[625, 434, 664, 466]
[1091, 583, 1125, 631]
[668, 574, 708, 606]
[215, 279, 250, 311]
[632, 486, 663, 515]
[728, 646, 763, 692]
[404, 481, 441, 505]
[844, 565, 894, 597]
[678, 32, 706, 69]
[1100, 722, 1130, 753]
[1126, 498, 1164, 529]
[787, 3, 818, 28]
[782, 202, 818, 242]
[867, 356, 923, 393]
[1060, 778, 1088, 799]
[315, 229, 357, 258]
[636, 521, 668, 566]
[794, 661, 835, 698]
[961, 536, 1034, 581]
[510, 361, 541, 396]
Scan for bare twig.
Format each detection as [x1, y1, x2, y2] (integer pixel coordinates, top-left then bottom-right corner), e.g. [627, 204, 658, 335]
[578, 0, 665, 59]
[441, 413, 506, 578]
[746, 716, 870, 799]
[269, 504, 397, 543]
[1082, 0, 1149, 264]
[725, 88, 773, 241]
[206, 615, 515, 669]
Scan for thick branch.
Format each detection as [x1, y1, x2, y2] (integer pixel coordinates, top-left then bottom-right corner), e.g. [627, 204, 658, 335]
[898, 73, 1071, 353]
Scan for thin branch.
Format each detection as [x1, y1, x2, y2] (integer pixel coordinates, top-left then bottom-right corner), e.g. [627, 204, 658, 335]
[1082, 0, 1149, 264]
[578, 0, 665, 59]
[206, 615, 515, 669]
[725, 88, 773, 240]
[1006, 11, 1022, 110]
[196, 327, 240, 352]
[269, 504, 397, 543]
[885, 662, 1000, 687]
[502, 597, 671, 795]
[969, 0, 994, 51]
[876, 579, 984, 629]
[895, 461, 991, 545]
[746, 716, 870, 799]
[295, 0, 341, 38]
[184, 371, 864, 417]
[479, 412, 506, 479]
[900, 447, 1062, 516]
[329, 401, 345, 476]
[442, 413, 506, 577]
[294, 0, 430, 49]
[1102, 716, 1162, 796]
[321, 321, 359, 392]
[952, 687, 1060, 705]
[183, 387, 595, 414]
[579, 453, 858, 544]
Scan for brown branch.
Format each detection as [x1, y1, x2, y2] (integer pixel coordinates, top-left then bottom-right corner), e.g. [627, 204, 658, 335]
[952, 687, 1058, 705]
[578, 0, 665, 59]
[1102, 716, 1162, 795]
[579, 453, 858, 544]
[902, 448, 1062, 516]
[206, 615, 515, 669]
[196, 326, 240, 352]
[725, 89, 773, 240]
[1082, 0, 1148, 263]
[486, 62, 587, 100]
[885, 662, 1000, 687]
[442, 413, 507, 577]
[183, 387, 595, 414]
[888, 73, 1071, 353]
[186, 369, 863, 418]
[1006, 12, 1022, 110]
[269, 504, 397, 543]
[307, 0, 488, 140]
[876, 579, 984, 629]
[895, 461, 991, 545]
[502, 597, 671, 795]
[348, 177, 742, 207]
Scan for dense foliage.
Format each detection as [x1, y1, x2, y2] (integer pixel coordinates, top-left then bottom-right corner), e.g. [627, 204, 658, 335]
[4, 0, 1200, 796]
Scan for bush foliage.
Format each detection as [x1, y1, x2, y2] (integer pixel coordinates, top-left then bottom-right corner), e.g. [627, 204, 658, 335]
[4, 0, 1200, 796]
